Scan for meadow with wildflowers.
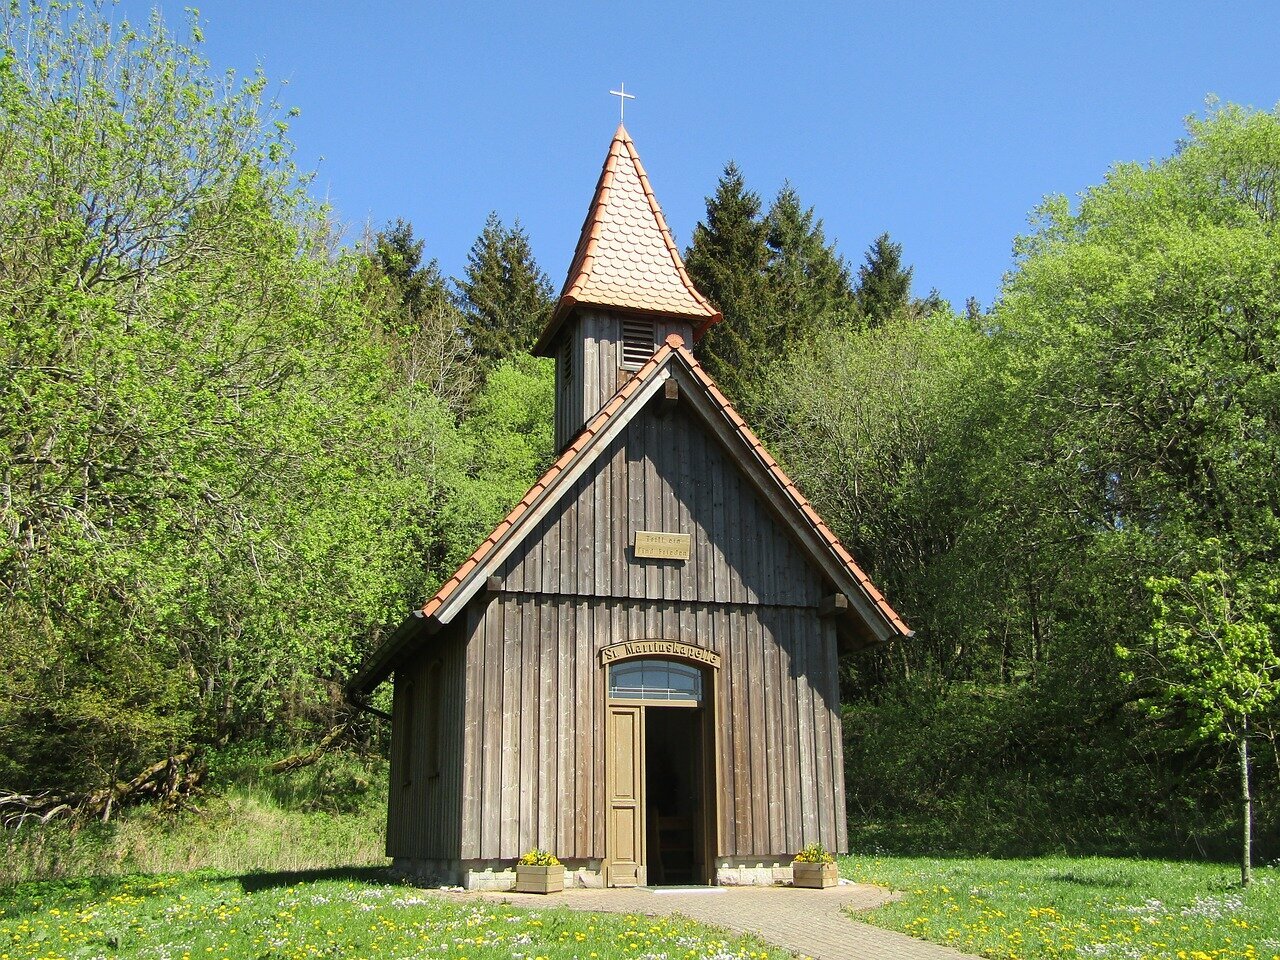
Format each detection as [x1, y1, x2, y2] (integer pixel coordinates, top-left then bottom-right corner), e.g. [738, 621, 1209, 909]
[0, 870, 789, 960]
[844, 854, 1280, 960]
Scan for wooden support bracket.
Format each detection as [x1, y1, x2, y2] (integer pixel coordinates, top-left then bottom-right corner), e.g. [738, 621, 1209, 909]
[819, 593, 849, 618]
[485, 575, 503, 595]
[655, 378, 679, 417]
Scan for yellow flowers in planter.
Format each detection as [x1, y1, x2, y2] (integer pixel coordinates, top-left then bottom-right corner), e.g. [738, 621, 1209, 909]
[515, 849, 564, 893]
[517, 848, 561, 866]
[793, 842, 835, 865]
[792, 843, 839, 888]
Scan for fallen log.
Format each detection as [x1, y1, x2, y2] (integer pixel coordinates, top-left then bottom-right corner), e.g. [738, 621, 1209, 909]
[265, 720, 353, 775]
[0, 747, 203, 828]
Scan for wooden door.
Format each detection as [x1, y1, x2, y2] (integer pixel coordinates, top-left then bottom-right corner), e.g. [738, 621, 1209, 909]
[605, 704, 645, 887]
[699, 701, 718, 882]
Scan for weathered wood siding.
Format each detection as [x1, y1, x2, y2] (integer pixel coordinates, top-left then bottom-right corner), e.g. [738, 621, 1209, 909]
[392, 308, 852, 865]
[457, 595, 845, 861]
[555, 310, 694, 451]
[458, 398, 846, 860]
[513, 395, 825, 608]
[386, 623, 466, 860]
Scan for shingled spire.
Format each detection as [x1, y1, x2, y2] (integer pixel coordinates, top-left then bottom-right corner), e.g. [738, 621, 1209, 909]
[533, 125, 721, 356]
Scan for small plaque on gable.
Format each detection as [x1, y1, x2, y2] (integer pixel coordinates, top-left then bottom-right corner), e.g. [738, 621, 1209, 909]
[634, 531, 691, 561]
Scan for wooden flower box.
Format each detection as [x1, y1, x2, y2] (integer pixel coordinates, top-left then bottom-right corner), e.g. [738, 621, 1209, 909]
[515, 863, 565, 893]
[792, 861, 838, 889]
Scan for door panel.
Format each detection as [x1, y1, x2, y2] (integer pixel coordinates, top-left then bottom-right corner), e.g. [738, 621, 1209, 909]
[700, 701, 718, 882]
[605, 704, 644, 886]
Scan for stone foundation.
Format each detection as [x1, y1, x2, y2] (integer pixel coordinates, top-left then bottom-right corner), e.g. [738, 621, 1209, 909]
[394, 858, 605, 891]
[714, 858, 794, 886]
[394, 856, 796, 889]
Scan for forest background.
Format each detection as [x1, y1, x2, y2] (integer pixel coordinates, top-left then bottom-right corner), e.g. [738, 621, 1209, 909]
[2, 4, 1278, 880]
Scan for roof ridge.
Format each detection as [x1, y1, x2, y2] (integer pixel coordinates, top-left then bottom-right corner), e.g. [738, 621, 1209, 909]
[618, 137, 721, 328]
[534, 128, 721, 355]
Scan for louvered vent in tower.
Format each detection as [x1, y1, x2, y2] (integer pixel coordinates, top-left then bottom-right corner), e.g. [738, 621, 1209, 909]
[560, 337, 573, 385]
[621, 318, 654, 369]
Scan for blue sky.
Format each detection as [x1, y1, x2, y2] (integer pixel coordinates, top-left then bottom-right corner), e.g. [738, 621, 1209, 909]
[120, 2, 1279, 310]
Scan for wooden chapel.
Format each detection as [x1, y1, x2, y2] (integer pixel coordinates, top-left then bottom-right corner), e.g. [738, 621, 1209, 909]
[348, 124, 911, 890]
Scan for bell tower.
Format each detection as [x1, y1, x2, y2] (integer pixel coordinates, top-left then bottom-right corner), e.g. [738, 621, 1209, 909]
[533, 125, 722, 450]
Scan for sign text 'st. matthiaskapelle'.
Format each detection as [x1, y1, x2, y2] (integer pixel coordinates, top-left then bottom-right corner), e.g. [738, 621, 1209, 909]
[599, 639, 721, 669]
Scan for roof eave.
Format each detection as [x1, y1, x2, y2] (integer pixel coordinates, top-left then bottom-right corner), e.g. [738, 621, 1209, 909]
[346, 610, 437, 698]
[533, 296, 578, 356]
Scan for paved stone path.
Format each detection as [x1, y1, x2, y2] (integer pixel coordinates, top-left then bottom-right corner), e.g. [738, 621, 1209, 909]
[443, 883, 978, 960]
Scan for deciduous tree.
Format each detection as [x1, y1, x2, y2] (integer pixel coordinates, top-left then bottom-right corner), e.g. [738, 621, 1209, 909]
[1118, 556, 1279, 886]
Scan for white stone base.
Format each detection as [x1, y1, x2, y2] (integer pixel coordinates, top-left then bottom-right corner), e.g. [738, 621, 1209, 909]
[394, 858, 605, 891]
[714, 858, 794, 886]
[396, 856, 797, 889]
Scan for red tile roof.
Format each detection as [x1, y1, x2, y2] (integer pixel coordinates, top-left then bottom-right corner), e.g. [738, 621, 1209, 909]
[350, 334, 910, 694]
[534, 125, 721, 355]
[421, 332, 907, 632]
[667, 337, 912, 638]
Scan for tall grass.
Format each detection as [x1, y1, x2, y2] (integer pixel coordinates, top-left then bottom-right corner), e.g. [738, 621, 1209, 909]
[1, 748, 389, 886]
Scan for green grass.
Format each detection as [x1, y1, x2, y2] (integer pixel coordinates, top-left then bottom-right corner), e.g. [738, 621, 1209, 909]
[7, 747, 1278, 960]
[0, 870, 789, 960]
[842, 853, 1280, 960]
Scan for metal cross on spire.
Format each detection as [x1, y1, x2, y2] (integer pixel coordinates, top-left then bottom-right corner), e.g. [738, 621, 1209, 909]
[609, 83, 635, 122]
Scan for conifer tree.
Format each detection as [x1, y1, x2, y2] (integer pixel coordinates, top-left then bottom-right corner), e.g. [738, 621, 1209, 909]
[372, 218, 453, 324]
[684, 162, 770, 393]
[855, 232, 914, 326]
[687, 171, 858, 406]
[455, 213, 554, 364]
[763, 183, 856, 332]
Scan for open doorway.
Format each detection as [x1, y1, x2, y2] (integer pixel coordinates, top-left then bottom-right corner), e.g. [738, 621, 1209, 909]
[605, 656, 716, 887]
[644, 706, 704, 884]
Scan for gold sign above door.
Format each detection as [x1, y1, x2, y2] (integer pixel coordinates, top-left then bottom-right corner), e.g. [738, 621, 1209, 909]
[600, 639, 721, 669]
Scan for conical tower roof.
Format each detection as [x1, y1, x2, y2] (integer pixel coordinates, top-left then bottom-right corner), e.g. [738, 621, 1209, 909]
[534, 124, 721, 355]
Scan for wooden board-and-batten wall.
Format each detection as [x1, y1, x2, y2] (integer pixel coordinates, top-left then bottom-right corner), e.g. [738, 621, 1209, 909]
[386, 352, 850, 868]
[555, 310, 692, 451]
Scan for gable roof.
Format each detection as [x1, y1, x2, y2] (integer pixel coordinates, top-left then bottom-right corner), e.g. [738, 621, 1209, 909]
[533, 125, 721, 356]
[348, 335, 911, 696]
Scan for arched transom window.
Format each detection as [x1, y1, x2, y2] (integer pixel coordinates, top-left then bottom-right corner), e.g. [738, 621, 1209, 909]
[608, 658, 703, 703]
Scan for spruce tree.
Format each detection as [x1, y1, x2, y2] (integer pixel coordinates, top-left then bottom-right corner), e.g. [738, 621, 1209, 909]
[855, 232, 914, 327]
[373, 218, 454, 325]
[455, 213, 554, 364]
[371, 217, 455, 343]
[763, 183, 857, 334]
[686, 169, 858, 407]
[684, 162, 770, 394]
